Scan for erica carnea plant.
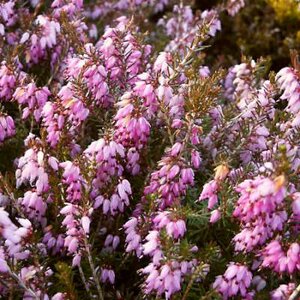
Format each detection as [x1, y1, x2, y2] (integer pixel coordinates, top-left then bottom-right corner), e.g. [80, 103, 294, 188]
[0, 0, 299, 299]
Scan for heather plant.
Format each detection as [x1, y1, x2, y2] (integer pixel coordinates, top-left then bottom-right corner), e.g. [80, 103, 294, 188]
[0, 0, 300, 300]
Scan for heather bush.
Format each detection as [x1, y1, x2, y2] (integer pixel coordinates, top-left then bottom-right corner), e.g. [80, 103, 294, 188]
[0, 0, 300, 299]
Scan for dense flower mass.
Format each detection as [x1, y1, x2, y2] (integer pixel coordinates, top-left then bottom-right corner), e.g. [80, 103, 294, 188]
[0, 0, 300, 299]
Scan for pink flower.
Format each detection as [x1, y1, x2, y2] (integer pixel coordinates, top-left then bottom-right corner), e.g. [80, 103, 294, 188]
[210, 209, 221, 223]
[199, 180, 218, 209]
[143, 231, 160, 255]
[271, 283, 295, 300]
[101, 268, 115, 284]
[226, 0, 245, 16]
[153, 212, 186, 239]
[0, 1, 17, 27]
[60, 161, 84, 203]
[81, 216, 90, 234]
[72, 254, 81, 267]
[191, 150, 201, 169]
[201, 10, 221, 37]
[0, 248, 9, 273]
[144, 150, 194, 208]
[52, 292, 65, 300]
[213, 263, 253, 299]
[276, 67, 300, 115]
[233, 176, 286, 252]
[261, 240, 300, 274]
[124, 217, 143, 256]
[13, 82, 50, 121]
[0, 62, 17, 100]
[0, 113, 15, 142]
[292, 193, 300, 215]
[170, 142, 182, 156]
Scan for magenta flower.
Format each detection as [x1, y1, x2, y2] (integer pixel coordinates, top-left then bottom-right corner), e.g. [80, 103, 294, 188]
[14, 82, 50, 121]
[0, 62, 17, 100]
[276, 67, 300, 114]
[100, 268, 115, 284]
[213, 263, 253, 299]
[271, 283, 295, 300]
[210, 209, 221, 223]
[233, 176, 286, 252]
[0, 113, 15, 143]
[60, 161, 84, 203]
[153, 211, 186, 239]
[199, 180, 218, 210]
[226, 0, 245, 16]
[124, 217, 143, 256]
[261, 240, 300, 274]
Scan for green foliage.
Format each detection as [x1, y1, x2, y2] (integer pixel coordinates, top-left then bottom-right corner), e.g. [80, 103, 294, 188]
[54, 262, 77, 300]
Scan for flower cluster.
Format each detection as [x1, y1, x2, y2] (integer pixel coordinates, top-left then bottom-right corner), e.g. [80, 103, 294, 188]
[14, 83, 51, 121]
[276, 66, 300, 126]
[0, 113, 15, 143]
[159, 5, 221, 54]
[213, 263, 253, 299]
[226, 0, 245, 16]
[233, 176, 287, 252]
